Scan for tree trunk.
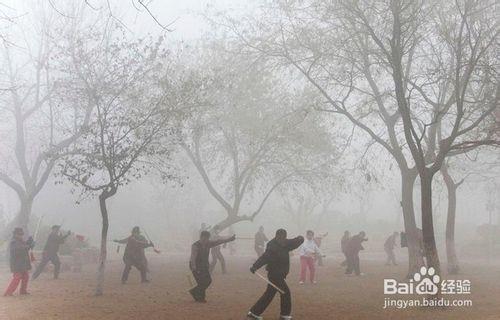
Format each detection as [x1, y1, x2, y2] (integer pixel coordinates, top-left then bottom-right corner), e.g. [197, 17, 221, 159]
[420, 171, 440, 273]
[214, 214, 248, 232]
[401, 169, 424, 278]
[441, 165, 460, 274]
[3, 195, 33, 238]
[95, 191, 111, 296]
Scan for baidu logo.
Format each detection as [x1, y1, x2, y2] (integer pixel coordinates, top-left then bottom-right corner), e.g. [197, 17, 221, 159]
[413, 267, 440, 295]
[384, 266, 440, 295]
[383, 267, 472, 309]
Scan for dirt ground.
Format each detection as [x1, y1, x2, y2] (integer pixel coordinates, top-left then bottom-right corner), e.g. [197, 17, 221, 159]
[1, 253, 499, 320]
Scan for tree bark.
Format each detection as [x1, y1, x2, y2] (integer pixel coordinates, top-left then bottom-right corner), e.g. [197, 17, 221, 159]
[4, 195, 34, 238]
[95, 190, 114, 296]
[401, 168, 424, 277]
[441, 165, 460, 274]
[420, 171, 441, 273]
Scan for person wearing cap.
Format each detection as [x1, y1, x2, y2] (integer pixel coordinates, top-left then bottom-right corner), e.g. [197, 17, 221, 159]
[4, 227, 34, 296]
[114, 226, 153, 284]
[189, 229, 236, 302]
[32, 225, 71, 280]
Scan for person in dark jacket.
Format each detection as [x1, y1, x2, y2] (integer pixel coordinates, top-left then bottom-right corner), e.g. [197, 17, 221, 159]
[4, 228, 35, 296]
[345, 231, 368, 276]
[114, 226, 153, 284]
[189, 230, 236, 302]
[247, 229, 304, 320]
[340, 230, 350, 267]
[254, 226, 269, 258]
[384, 232, 399, 266]
[32, 225, 71, 280]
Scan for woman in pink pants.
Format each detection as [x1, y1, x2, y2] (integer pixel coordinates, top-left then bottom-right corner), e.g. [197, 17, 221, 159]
[4, 228, 34, 296]
[299, 230, 321, 284]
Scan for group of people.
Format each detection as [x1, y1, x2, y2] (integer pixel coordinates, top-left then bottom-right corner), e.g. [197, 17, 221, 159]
[188, 225, 379, 320]
[255, 227, 328, 278]
[4, 225, 71, 296]
[189, 225, 302, 320]
[4, 224, 154, 297]
[5, 222, 400, 320]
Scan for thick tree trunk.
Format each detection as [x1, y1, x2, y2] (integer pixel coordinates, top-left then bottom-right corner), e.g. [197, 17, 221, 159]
[95, 191, 111, 296]
[420, 171, 440, 273]
[441, 166, 460, 274]
[3, 195, 34, 238]
[401, 169, 424, 277]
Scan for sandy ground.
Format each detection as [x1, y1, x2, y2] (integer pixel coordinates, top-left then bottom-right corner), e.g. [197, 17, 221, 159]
[1, 253, 499, 320]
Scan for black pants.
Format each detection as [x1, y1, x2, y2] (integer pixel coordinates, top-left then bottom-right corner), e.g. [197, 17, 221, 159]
[190, 269, 212, 301]
[345, 253, 360, 275]
[250, 273, 291, 316]
[122, 260, 147, 283]
[32, 253, 61, 280]
[209, 248, 226, 274]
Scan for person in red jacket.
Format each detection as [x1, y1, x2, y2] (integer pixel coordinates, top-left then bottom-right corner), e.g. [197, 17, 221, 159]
[4, 227, 35, 296]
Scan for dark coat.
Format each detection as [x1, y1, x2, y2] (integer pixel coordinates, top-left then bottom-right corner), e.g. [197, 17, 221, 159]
[9, 239, 32, 273]
[346, 235, 368, 255]
[252, 236, 304, 276]
[341, 235, 350, 253]
[190, 237, 234, 272]
[117, 235, 152, 265]
[43, 232, 69, 256]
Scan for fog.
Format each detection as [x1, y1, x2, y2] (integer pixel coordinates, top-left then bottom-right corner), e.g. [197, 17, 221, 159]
[0, 1, 498, 319]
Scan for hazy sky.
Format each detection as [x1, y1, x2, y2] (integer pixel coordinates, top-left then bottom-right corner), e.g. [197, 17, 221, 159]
[0, 0, 498, 247]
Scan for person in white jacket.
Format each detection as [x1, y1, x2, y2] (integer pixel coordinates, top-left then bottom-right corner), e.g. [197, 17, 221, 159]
[298, 230, 321, 284]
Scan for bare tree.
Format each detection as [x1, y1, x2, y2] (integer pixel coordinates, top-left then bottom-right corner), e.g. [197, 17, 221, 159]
[222, 0, 499, 274]
[58, 30, 182, 295]
[216, 0, 424, 275]
[180, 46, 339, 230]
[440, 161, 466, 274]
[0, 7, 93, 235]
[378, 0, 498, 272]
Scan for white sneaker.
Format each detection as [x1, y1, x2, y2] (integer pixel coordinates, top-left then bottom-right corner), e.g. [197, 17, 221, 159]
[246, 311, 263, 320]
[299, 281, 304, 285]
[280, 316, 292, 320]
[312, 281, 317, 284]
